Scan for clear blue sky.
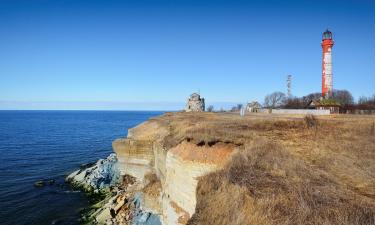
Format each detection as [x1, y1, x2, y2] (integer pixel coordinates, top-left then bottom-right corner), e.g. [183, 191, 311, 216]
[0, 0, 374, 110]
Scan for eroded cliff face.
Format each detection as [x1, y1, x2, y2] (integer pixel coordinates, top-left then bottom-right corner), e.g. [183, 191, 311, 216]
[112, 119, 237, 225]
[69, 112, 375, 225]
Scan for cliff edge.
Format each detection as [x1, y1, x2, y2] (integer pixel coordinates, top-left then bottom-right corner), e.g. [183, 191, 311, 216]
[69, 112, 375, 225]
[112, 113, 238, 225]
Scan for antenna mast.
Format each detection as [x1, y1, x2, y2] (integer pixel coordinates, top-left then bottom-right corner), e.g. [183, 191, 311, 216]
[287, 75, 292, 98]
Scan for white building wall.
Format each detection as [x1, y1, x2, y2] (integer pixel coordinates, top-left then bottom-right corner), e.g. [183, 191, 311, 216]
[270, 109, 330, 115]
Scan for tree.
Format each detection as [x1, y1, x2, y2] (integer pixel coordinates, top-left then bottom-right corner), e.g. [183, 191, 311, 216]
[282, 92, 322, 109]
[332, 89, 354, 105]
[358, 96, 368, 105]
[207, 105, 214, 112]
[230, 104, 243, 112]
[301, 92, 322, 105]
[264, 92, 286, 108]
[283, 97, 305, 109]
[357, 94, 375, 109]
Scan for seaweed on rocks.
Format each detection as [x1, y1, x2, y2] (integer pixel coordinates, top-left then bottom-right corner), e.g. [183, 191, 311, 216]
[66, 154, 120, 190]
[66, 153, 121, 224]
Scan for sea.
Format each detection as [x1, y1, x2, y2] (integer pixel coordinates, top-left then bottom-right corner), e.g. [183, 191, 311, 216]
[0, 110, 164, 225]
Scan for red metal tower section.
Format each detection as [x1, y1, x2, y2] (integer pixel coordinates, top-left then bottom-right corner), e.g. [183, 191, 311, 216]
[321, 29, 334, 98]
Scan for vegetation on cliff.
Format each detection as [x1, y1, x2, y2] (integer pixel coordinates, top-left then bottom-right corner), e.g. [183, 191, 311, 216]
[149, 112, 375, 225]
[189, 140, 374, 225]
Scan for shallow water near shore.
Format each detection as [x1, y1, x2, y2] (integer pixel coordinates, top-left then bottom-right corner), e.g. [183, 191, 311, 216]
[0, 110, 163, 225]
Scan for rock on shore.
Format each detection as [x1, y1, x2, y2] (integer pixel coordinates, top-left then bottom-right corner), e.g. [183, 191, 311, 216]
[66, 153, 162, 225]
[66, 153, 120, 191]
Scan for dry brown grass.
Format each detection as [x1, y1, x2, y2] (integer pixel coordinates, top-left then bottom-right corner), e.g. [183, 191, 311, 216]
[188, 140, 375, 225]
[143, 173, 162, 197]
[149, 112, 375, 225]
[153, 112, 308, 147]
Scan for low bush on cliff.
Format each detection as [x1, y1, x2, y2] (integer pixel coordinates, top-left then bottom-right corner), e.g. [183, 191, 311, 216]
[188, 140, 375, 225]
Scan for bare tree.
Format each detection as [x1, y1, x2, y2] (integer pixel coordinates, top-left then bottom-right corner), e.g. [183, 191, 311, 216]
[207, 105, 214, 112]
[264, 92, 286, 108]
[283, 97, 305, 109]
[358, 96, 369, 105]
[230, 104, 243, 112]
[302, 92, 322, 105]
[357, 94, 375, 109]
[332, 89, 354, 105]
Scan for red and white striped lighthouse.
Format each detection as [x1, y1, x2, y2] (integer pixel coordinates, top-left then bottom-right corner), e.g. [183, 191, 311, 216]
[321, 29, 334, 98]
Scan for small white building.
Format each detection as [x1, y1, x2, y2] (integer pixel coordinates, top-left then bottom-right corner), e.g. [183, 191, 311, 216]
[185, 93, 205, 112]
[246, 101, 262, 113]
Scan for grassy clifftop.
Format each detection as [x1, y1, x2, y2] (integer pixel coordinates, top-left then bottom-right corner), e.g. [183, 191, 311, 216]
[149, 112, 375, 225]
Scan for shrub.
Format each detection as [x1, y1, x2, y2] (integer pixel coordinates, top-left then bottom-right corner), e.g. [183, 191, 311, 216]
[304, 114, 318, 128]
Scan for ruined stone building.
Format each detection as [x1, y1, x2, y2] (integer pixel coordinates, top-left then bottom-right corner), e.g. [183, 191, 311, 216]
[185, 93, 205, 112]
[246, 101, 262, 113]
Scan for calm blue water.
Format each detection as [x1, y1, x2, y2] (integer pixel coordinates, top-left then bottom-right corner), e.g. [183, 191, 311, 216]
[0, 110, 163, 225]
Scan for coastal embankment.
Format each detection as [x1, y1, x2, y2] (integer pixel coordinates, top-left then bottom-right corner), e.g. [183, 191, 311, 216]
[67, 112, 375, 225]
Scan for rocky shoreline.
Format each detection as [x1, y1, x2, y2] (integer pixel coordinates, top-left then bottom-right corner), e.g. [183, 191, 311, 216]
[65, 112, 239, 225]
[66, 112, 375, 225]
[66, 153, 161, 225]
[64, 112, 244, 225]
